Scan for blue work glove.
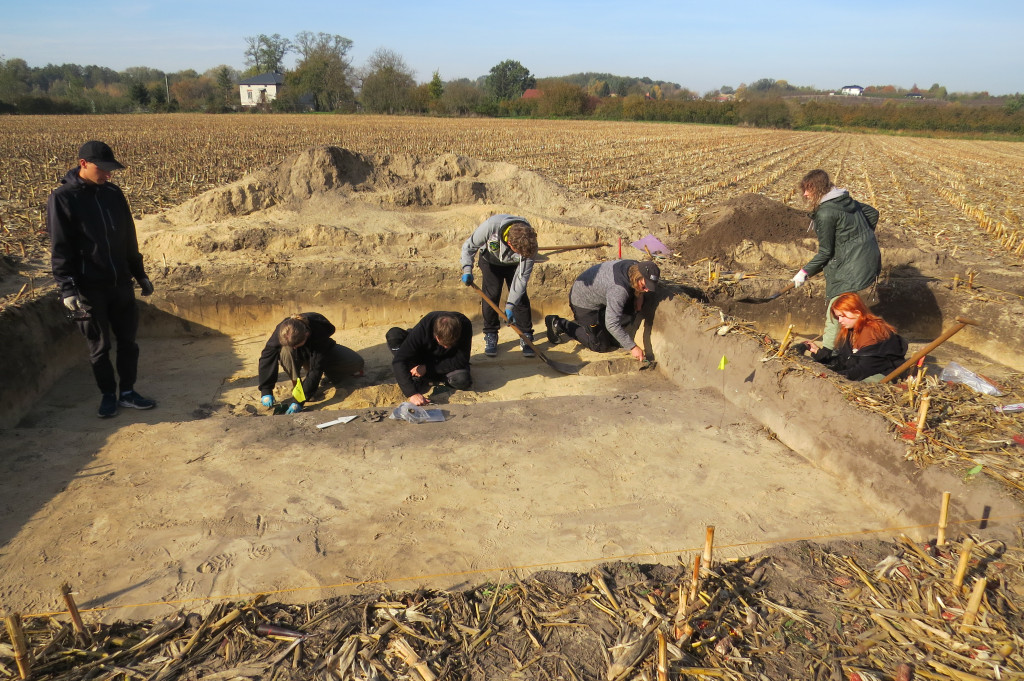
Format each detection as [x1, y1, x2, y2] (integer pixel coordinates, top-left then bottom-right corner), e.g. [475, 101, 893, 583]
[286, 402, 303, 414]
[461, 272, 474, 286]
[261, 395, 275, 408]
[504, 305, 515, 325]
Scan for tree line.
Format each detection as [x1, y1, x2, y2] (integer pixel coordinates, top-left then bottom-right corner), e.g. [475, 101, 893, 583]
[1, 34, 1022, 136]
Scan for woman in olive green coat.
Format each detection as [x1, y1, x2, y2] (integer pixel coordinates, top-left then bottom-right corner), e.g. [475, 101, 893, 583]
[791, 169, 881, 350]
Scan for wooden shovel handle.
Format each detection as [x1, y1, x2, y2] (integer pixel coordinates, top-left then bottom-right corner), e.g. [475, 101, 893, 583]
[880, 316, 978, 384]
[537, 242, 610, 252]
[469, 283, 539, 350]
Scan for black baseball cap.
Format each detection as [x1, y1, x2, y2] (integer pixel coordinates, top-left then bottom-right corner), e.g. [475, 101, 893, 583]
[637, 261, 660, 291]
[78, 141, 125, 171]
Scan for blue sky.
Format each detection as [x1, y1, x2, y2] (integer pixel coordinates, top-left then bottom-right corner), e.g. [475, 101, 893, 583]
[2, 0, 1021, 95]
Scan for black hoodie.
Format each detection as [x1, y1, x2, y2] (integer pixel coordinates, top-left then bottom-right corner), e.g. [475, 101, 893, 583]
[47, 167, 146, 296]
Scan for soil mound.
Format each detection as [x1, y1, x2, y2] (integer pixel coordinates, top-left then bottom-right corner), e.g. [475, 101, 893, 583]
[672, 193, 813, 269]
[164, 147, 576, 224]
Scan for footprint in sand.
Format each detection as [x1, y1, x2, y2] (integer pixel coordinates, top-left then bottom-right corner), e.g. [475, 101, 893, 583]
[196, 553, 234, 573]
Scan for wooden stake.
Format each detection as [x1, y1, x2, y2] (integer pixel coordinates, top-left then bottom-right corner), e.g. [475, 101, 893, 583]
[700, 522, 716, 569]
[953, 538, 974, 592]
[915, 393, 931, 441]
[688, 554, 702, 604]
[4, 612, 31, 680]
[936, 492, 951, 547]
[883, 316, 979, 384]
[775, 324, 795, 357]
[61, 583, 91, 643]
[961, 577, 987, 627]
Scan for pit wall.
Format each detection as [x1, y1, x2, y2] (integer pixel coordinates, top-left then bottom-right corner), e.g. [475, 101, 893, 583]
[647, 294, 1022, 540]
[0, 301, 84, 430]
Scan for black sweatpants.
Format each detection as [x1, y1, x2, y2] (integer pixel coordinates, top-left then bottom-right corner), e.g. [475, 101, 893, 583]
[563, 304, 637, 353]
[479, 259, 533, 335]
[76, 283, 140, 395]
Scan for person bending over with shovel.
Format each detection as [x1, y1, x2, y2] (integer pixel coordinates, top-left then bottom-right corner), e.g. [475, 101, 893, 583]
[258, 313, 364, 414]
[803, 292, 907, 383]
[545, 260, 659, 362]
[459, 215, 538, 358]
[386, 312, 473, 407]
[791, 169, 881, 351]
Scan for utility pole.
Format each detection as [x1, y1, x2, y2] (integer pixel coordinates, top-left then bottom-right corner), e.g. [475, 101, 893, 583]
[165, 74, 170, 105]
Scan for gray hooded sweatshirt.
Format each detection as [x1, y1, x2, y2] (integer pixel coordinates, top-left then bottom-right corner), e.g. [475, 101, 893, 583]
[460, 214, 534, 306]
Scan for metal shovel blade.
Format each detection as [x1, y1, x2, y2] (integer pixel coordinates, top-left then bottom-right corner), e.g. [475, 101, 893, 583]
[737, 281, 795, 304]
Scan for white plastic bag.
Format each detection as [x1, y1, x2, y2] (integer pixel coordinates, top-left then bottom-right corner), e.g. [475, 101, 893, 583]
[940, 361, 1003, 396]
[390, 402, 430, 423]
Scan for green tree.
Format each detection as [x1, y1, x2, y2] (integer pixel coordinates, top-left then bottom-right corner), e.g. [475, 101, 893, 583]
[485, 59, 535, 101]
[360, 48, 415, 114]
[290, 31, 354, 111]
[440, 78, 483, 114]
[428, 70, 444, 100]
[128, 80, 150, 107]
[244, 33, 291, 74]
[0, 57, 31, 103]
[210, 65, 237, 109]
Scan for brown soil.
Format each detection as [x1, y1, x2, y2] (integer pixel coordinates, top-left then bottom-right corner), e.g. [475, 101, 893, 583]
[2, 147, 1022, 680]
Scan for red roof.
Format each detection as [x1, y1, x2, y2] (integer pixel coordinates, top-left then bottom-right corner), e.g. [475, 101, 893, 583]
[522, 89, 542, 99]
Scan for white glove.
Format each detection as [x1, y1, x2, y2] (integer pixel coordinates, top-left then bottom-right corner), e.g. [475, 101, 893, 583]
[792, 270, 808, 288]
[63, 294, 83, 312]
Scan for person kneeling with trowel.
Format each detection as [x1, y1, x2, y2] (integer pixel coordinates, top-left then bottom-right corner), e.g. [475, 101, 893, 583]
[258, 313, 365, 413]
[386, 312, 473, 407]
[545, 259, 659, 362]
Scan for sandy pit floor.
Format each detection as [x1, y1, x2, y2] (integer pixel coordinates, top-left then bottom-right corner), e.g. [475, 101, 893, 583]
[0, 320, 897, 621]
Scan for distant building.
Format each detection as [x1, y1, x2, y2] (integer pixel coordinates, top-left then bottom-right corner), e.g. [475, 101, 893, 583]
[839, 85, 864, 96]
[239, 72, 284, 107]
[905, 92, 924, 99]
[522, 88, 542, 99]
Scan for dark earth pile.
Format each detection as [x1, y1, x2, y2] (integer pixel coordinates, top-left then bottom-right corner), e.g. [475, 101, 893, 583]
[670, 194, 812, 266]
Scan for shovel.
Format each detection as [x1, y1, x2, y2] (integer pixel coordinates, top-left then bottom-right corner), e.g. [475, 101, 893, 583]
[737, 281, 795, 304]
[469, 283, 582, 375]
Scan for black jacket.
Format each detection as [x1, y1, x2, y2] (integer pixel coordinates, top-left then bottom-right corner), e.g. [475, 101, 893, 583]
[812, 332, 908, 381]
[258, 313, 338, 399]
[47, 168, 146, 296]
[392, 311, 472, 397]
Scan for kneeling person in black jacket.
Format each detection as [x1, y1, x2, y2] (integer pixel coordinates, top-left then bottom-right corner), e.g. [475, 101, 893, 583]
[387, 312, 473, 407]
[806, 292, 907, 383]
[259, 313, 365, 413]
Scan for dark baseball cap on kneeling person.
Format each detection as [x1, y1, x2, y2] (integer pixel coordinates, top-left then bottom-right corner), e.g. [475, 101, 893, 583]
[637, 261, 660, 291]
[78, 141, 125, 171]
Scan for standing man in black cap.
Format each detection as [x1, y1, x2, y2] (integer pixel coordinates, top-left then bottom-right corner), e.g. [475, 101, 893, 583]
[47, 140, 156, 418]
[545, 259, 659, 362]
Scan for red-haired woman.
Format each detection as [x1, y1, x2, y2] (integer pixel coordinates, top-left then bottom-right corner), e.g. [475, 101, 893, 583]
[806, 292, 907, 382]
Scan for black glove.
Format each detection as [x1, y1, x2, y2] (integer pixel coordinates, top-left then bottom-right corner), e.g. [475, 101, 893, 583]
[138, 277, 154, 296]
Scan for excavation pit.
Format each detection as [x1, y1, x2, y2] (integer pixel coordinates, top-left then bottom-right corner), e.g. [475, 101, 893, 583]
[0, 148, 1020, 623]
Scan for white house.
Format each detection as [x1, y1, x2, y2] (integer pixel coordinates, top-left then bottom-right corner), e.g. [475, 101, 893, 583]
[239, 72, 284, 107]
[839, 85, 864, 96]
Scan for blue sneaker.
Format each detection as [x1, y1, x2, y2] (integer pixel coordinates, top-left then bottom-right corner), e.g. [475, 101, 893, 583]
[98, 393, 118, 418]
[520, 333, 536, 358]
[119, 390, 156, 410]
